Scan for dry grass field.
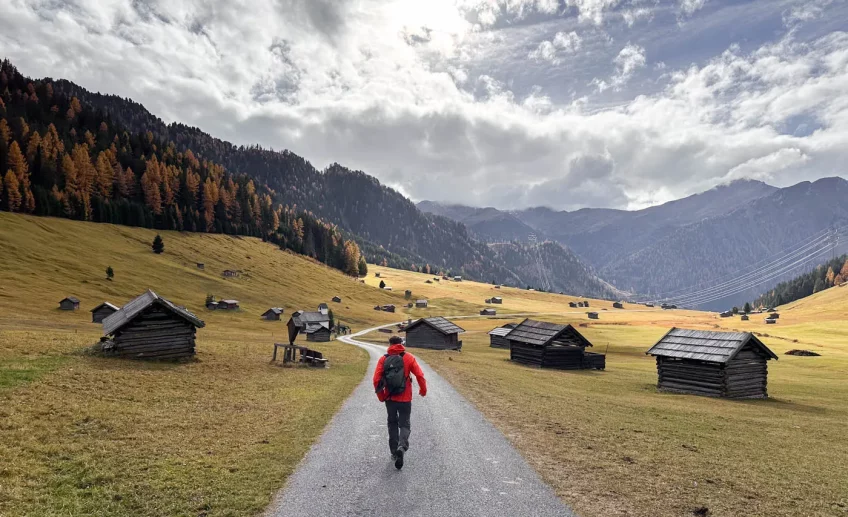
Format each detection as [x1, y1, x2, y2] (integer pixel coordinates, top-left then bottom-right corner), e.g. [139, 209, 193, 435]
[363, 266, 848, 517]
[0, 212, 410, 516]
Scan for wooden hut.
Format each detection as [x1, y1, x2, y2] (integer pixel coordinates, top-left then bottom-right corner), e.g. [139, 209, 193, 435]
[480, 308, 497, 316]
[405, 290, 413, 299]
[720, 311, 733, 318]
[404, 317, 465, 350]
[613, 302, 624, 309]
[375, 272, 381, 277]
[221, 269, 239, 278]
[769, 312, 780, 319]
[59, 297, 80, 311]
[488, 323, 517, 349]
[583, 301, 590, 307]
[506, 319, 604, 370]
[569, 302, 578, 308]
[454, 276, 462, 282]
[494, 285, 501, 289]
[318, 303, 329, 314]
[382, 304, 396, 313]
[741, 314, 749, 321]
[645, 328, 778, 398]
[577, 301, 585, 308]
[332, 296, 342, 303]
[206, 300, 219, 310]
[100, 290, 205, 360]
[765, 318, 776, 324]
[491, 297, 503, 304]
[587, 312, 599, 320]
[416, 299, 428, 308]
[288, 310, 331, 344]
[645, 303, 655, 308]
[196, 263, 205, 270]
[91, 302, 119, 323]
[262, 307, 284, 321]
[217, 299, 240, 310]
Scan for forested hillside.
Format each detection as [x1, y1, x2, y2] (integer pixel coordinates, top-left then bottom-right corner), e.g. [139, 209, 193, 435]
[0, 60, 366, 277]
[753, 255, 848, 308]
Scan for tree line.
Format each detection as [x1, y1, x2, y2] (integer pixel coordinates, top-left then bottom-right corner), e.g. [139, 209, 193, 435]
[753, 255, 848, 308]
[0, 60, 364, 277]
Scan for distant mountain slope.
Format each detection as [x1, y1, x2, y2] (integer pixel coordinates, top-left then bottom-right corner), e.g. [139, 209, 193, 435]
[490, 241, 620, 299]
[417, 201, 538, 242]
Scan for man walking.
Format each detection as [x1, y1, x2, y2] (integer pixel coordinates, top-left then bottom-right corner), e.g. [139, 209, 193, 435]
[373, 336, 427, 470]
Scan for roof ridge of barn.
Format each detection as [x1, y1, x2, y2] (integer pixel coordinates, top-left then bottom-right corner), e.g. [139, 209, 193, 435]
[405, 316, 465, 335]
[645, 327, 777, 363]
[102, 289, 205, 335]
[507, 318, 593, 348]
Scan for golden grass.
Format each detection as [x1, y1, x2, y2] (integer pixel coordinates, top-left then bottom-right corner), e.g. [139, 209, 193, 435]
[357, 270, 848, 517]
[0, 212, 416, 516]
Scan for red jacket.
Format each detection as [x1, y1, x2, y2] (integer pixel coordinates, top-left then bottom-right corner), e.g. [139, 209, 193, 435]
[373, 344, 427, 402]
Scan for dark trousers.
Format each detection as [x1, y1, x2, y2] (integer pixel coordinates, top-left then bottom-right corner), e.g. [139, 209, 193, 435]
[385, 400, 412, 454]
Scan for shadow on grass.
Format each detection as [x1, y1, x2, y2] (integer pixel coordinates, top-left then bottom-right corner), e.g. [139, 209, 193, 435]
[644, 384, 828, 414]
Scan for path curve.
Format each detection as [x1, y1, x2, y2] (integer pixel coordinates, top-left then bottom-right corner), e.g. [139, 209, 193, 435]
[266, 323, 576, 517]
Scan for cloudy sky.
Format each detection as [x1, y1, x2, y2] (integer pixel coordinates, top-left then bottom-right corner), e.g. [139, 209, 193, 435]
[2, 0, 847, 210]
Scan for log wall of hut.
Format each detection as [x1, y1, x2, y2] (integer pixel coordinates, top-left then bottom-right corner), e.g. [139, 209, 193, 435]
[108, 307, 197, 359]
[490, 335, 510, 349]
[92, 307, 116, 323]
[656, 345, 769, 398]
[406, 325, 461, 350]
[510, 343, 602, 369]
[307, 328, 331, 342]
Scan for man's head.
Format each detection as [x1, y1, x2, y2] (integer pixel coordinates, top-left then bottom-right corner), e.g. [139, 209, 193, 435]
[389, 336, 403, 345]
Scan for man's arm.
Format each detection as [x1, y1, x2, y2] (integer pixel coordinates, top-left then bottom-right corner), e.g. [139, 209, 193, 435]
[373, 356, 385, 390]
[410, 357, 427, 397]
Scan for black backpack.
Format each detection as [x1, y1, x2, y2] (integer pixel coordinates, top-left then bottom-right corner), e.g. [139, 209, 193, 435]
[382, 353, 407, 396]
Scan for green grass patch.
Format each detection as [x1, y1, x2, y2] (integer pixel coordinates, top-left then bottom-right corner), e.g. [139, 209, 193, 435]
[0, 356, 67, 390]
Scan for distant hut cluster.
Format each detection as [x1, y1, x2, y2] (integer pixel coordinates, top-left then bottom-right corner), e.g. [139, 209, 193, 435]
[287, 309, 331, 343]
[646, 328, 777, 398]
[90, 302, 119, 323]
[100, 290, 205, 360]
[505, 319, 605, 370]
[403, 317, 465, 350]
[488, 323, 517, 349]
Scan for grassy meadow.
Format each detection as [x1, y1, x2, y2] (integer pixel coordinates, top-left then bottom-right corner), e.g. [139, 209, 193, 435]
[363, 266, 848, 517]
[0, 212, 410, 516]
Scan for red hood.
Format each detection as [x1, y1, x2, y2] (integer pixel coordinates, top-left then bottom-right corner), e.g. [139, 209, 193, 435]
[387, 344, 406, 355]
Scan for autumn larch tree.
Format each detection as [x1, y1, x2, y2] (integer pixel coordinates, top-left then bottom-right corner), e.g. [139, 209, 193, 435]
[358, 256, 368, 277]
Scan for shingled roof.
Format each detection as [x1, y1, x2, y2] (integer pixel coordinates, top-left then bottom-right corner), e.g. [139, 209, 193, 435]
[102, 290, 205, 335]
[405, 316, 465, 335]
[506, 318, 593, 347]
[645, 328, 778, 364]
[90, 302, 119, 313]
[291, 310, 330, 327]
[488, 326, 514, 337]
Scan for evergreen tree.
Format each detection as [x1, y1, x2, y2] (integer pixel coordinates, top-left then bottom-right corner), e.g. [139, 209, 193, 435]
[358, 256, 368, 276]
[328, 309, 335, 331]
[106, 266, 114, 280]
[379, 280, 386, 289]
[743, 302, 751, 314]
[813, 277, 825, 293]
[152, 234, 164, 254]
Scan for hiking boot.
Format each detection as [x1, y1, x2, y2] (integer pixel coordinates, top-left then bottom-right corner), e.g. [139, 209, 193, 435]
[394, 448, 404, 470]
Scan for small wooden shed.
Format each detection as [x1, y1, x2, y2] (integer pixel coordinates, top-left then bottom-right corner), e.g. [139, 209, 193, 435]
[645, 328, 778, 398]
[221, 269, 239, 278]
[769, 312, 780, 319]
[454, 276, 462, 282]
[382, 304, 396, 313]
[100, 290, 205, 360]
[577, 302, 585, 308]
[416, 299, 428, 308]
[765, 318, 776, 324]
[613, 302, 624, 309]
[741, 314, 749, 321]
[583, 301, 590, 307]
[587, 312, 599, 320]
[480, 308, 497, 316]
[506, 319, 604, 370]
[720, 311, 732, 318]
[217, 299, 240, 310]
[488, 323, 517, 349]
[196, 263, 205, 270]
[59, 297, 80, 311]
[404, 317, 465, 350]
[91, 302, 119, 323]
[262, 307, 284, 321]
[569, 302, 578, 308]
[405, 290, 413, 299]
[287, 310, 331, 344]
[332, 296, 342, 303]
[491, 297, 503, 304]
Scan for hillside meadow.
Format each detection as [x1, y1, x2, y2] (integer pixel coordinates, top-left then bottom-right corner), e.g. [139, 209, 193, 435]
[363, 266, 848, 517]
[0, 212, 410, 516]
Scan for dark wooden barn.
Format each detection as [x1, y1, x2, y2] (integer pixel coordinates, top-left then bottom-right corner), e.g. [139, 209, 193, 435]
[488, 323, 517, 349]
[288, 310, 331, 344]
[583, 301, 590, 307]
[100, 290, 205, 360]
[588, 312, 599, 319]
[416, 299, 428, 308]
[59, 297, 80, 311]
[404, 317, 465, 350]
[196, 262, 205, 270]
[765, 318, 776, 324]
[382, 304, 396, 313]
[480, 308, 497, 316]
[646, 328, 778, 398]
[262, 307, 284, 321]
[741, 314, 749, 321]
[720, 311, 733, 318]
[332, 296, 342, 303]
[221, 269, 239, 278]
[217, 299, 240, 310]
[506, 319, 604, 370]
[769, 312, 780, 319]
[613, 302, 624, 309]
[91, 302, 119, 323]
[491, 297, 503, 304]
[569, 302, 577, 308]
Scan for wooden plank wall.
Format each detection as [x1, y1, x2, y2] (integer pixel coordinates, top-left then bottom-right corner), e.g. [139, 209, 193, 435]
[111, 308, 196, 360]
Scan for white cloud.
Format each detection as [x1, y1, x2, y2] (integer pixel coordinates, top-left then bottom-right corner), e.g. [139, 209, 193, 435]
[679, 0, 707, 17]
[0, 0, 846, 212]
[529, 31, 582, 64]
[593, 43, 646, 92]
